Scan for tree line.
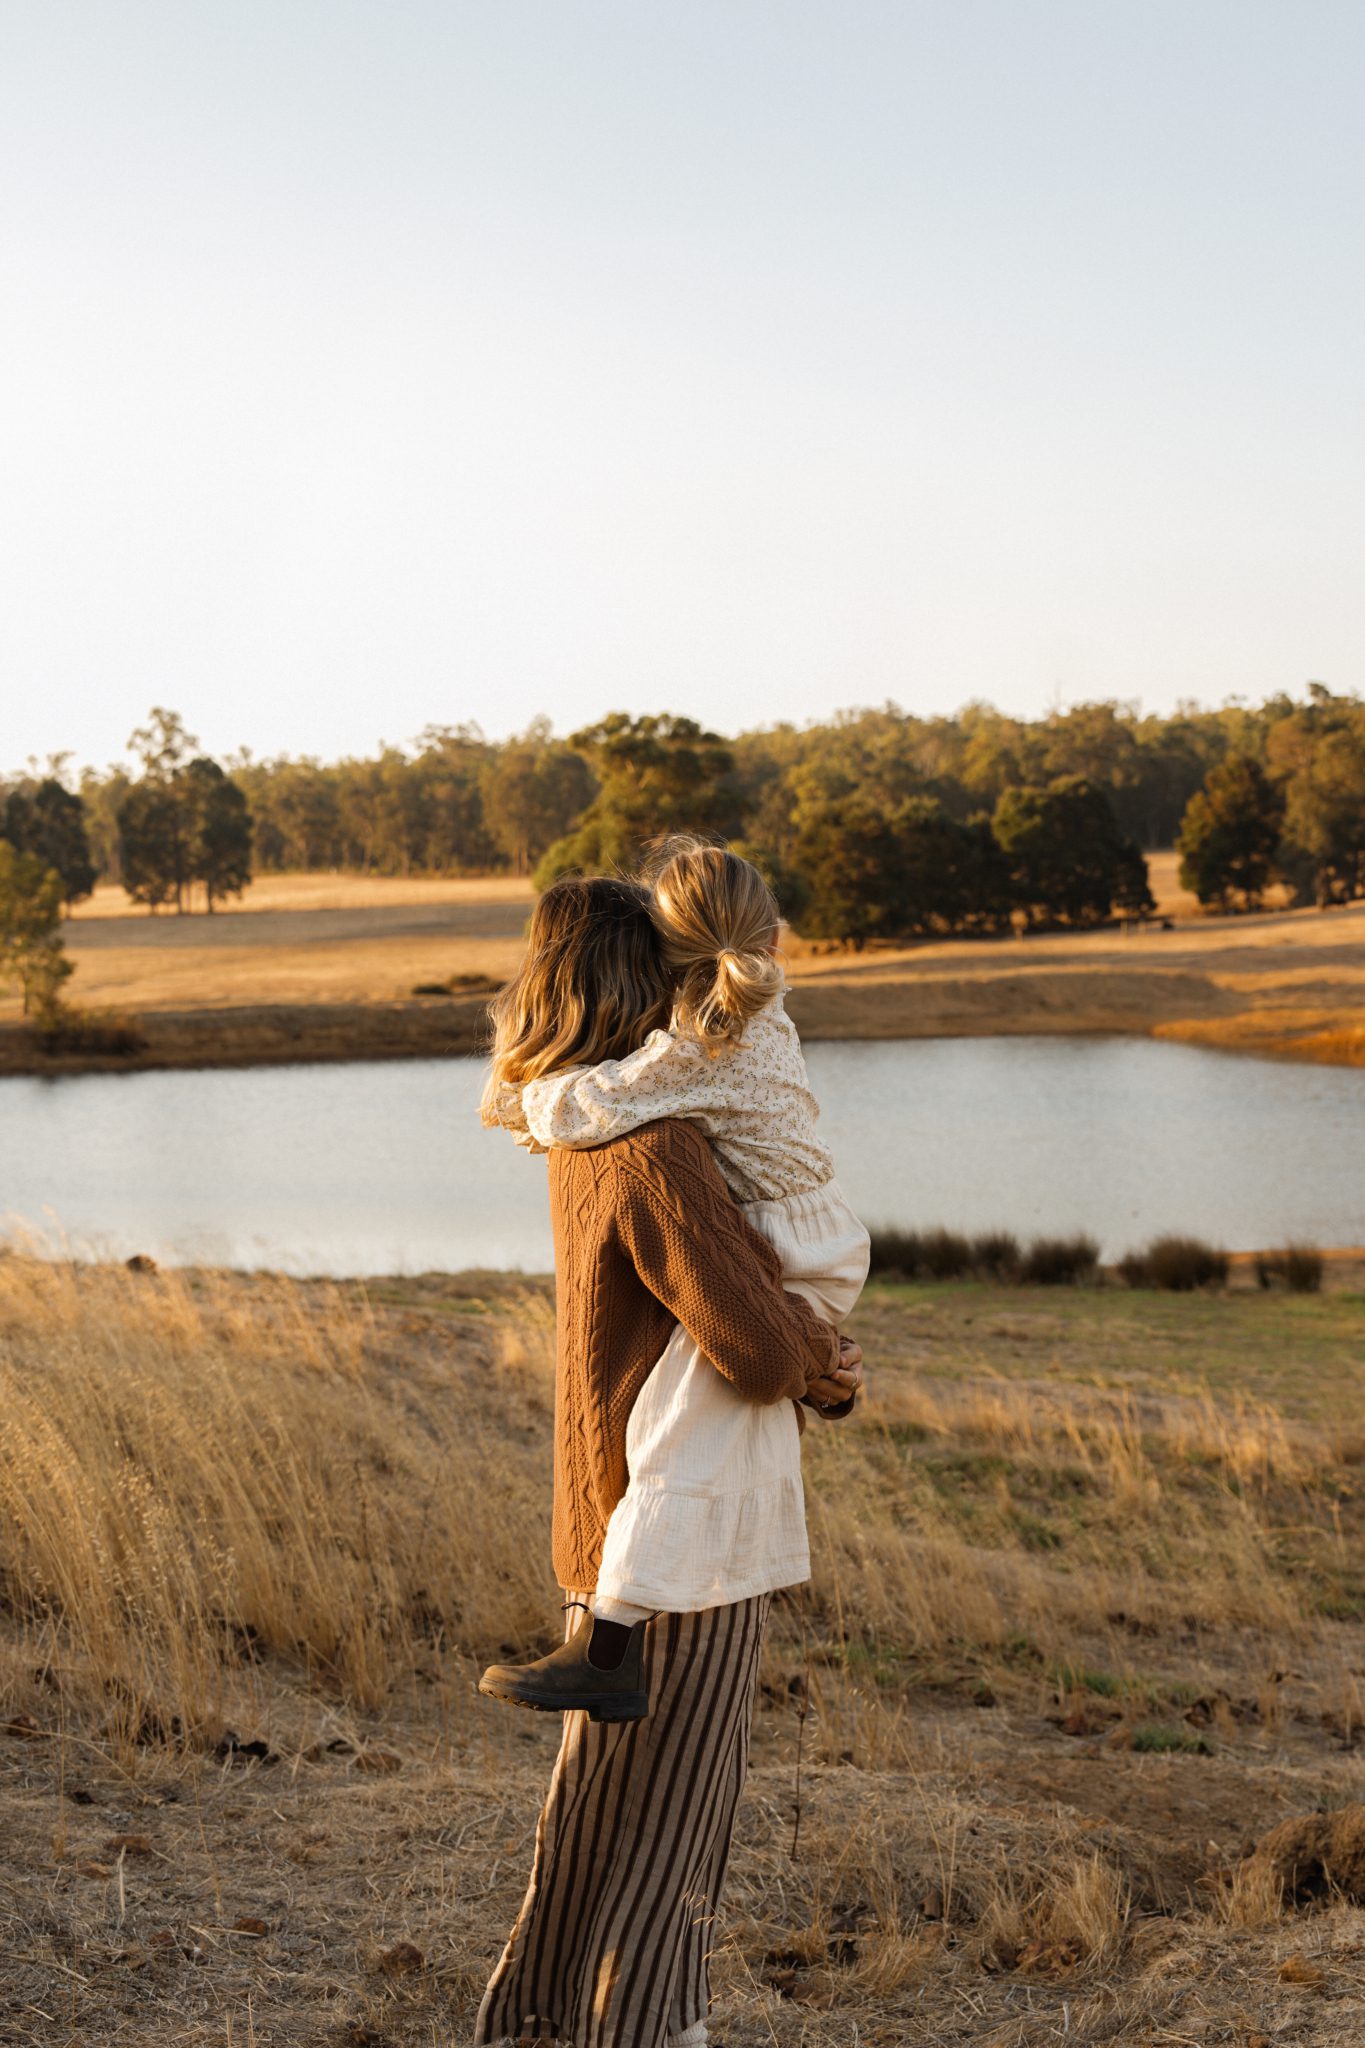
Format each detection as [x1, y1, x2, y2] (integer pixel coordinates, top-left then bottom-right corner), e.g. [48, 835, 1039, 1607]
[2, 689, 1363, 987]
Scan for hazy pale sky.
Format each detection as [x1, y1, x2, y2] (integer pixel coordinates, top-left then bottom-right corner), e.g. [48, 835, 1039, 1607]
[3, 1, 1363, 774]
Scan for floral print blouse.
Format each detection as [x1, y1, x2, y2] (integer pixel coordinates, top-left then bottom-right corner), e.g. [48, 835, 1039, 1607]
[507, 994, 835, 1204]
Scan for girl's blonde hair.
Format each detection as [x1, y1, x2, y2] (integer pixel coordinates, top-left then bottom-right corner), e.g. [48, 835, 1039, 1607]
[648, 835, 784, 1046]
[479, 875, 671, 1122]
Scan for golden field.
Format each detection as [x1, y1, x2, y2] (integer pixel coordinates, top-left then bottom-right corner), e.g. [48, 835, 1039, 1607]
[3, 852, 1365, 1074]
[2, 1251, 1364, 2045]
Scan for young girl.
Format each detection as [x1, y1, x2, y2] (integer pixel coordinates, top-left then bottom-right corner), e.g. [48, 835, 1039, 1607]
[485, 838, 869, 1701]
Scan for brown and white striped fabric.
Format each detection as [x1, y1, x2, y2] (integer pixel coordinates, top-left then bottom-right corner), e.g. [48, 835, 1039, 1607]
[475, 1592, 771, 2048]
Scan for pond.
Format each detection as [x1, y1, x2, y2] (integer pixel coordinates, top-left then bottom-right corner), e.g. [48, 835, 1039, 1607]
[2, 1036, 1363, 1275]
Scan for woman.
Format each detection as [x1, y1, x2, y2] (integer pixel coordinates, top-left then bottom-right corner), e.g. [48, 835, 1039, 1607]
[475, 876, 862, 2048]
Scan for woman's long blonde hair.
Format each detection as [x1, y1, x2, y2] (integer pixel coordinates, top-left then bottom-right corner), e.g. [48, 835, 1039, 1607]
[479, 875, 672, 1122]
[648, 836, 783, 1047]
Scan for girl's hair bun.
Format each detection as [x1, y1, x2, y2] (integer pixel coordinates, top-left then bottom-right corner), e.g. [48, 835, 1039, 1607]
[647, 836, 783, 1046]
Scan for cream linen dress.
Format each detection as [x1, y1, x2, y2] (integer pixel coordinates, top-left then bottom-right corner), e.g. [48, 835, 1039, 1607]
[512, 994, 870, 1612]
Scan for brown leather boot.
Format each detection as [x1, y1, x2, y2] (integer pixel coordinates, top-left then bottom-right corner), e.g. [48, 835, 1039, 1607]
[478, 1611, 649, 1722]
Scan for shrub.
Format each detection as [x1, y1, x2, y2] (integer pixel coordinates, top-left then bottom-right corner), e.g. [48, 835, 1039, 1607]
[867, 1229, 925, 1281]
[1020, 1235, 1100, 1286]
[920, 1228, 974, 1280]
[412, 973, 496, 997]
[870, 1226, 1087, 1286]
[31, 1004, 146, 1057]
[1118, 1236, 1229, 1292]
[1254, 1245, 1324, 1294]
[971, 1230, 1022, 1281]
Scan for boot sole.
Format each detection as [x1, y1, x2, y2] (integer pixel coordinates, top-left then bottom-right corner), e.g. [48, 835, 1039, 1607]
[478, 1676, 648, 1723]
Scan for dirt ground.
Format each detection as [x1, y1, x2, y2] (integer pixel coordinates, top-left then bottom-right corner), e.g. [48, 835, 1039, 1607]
[2, 1264, 1363, 2045]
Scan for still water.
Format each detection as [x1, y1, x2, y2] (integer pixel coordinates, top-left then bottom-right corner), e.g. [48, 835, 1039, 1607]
[2, 1036, 1363, 1273]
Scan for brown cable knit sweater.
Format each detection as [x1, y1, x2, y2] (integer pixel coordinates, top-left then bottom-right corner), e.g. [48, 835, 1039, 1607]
[548, 1117, 843, 1593]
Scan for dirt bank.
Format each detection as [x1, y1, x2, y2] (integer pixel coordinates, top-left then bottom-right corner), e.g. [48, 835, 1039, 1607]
[4, 862, 1364, 1077]
[0, 993, 492, 1078]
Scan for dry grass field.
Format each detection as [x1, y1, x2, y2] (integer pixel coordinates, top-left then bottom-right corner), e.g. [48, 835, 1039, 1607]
[2, 1251, 1364, 2045]
[3, 853, 1364, 1075]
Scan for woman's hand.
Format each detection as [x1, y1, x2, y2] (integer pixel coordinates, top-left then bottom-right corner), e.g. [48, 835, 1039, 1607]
[838, 1335, 863, 1383]
[806, 1337, 863, 1414]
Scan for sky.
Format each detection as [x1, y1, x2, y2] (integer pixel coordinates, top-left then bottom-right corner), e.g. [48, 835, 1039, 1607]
[3, 0, 1363, 776]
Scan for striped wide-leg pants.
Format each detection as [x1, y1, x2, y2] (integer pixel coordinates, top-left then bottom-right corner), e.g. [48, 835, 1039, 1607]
[474, 1592, 771, 2048]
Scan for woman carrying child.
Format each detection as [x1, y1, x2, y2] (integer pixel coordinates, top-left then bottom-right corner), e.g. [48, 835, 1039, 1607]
[475, 847, 866, 2048]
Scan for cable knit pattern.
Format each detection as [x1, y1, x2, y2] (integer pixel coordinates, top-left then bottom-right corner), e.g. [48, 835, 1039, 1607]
[548, 1119, 841, 1593]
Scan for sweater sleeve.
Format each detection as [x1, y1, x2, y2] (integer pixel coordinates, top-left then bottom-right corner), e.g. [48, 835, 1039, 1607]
[610, 1122, 841, 1404]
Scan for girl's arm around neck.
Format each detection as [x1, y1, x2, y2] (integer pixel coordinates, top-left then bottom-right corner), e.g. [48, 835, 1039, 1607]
[521, 1025, 714, 1150]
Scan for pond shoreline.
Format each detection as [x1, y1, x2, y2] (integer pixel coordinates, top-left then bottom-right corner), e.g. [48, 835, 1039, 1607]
[3, 982, 1364, 1079]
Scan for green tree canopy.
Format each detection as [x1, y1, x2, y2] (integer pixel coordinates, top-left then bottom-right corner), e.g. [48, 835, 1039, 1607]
[117, 780, 184, 911]
[1176, 755, 1284, 910]
[993, 777, 1145, 927]
[0, 840, 72, 1017]
[480, 721, 596, 876]
[182, 757, 253, 910]
[787, 797, 908, 947]
[534, 714, 744, 885]
[1, 777, 95, 908]
[116, 713, 255, 912]
[788, 795, 1014, 945]
[1266, 689, 1365, 905]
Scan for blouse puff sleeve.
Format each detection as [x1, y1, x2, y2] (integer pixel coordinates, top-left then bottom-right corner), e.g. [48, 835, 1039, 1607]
[520, 1029, 709, 1151]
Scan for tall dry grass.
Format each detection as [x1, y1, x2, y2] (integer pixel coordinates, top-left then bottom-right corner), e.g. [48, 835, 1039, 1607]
[1, 1250, 1354, 1763]
[3, 1256, 1364, 2041]
[0, 1257, 555, 1742]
